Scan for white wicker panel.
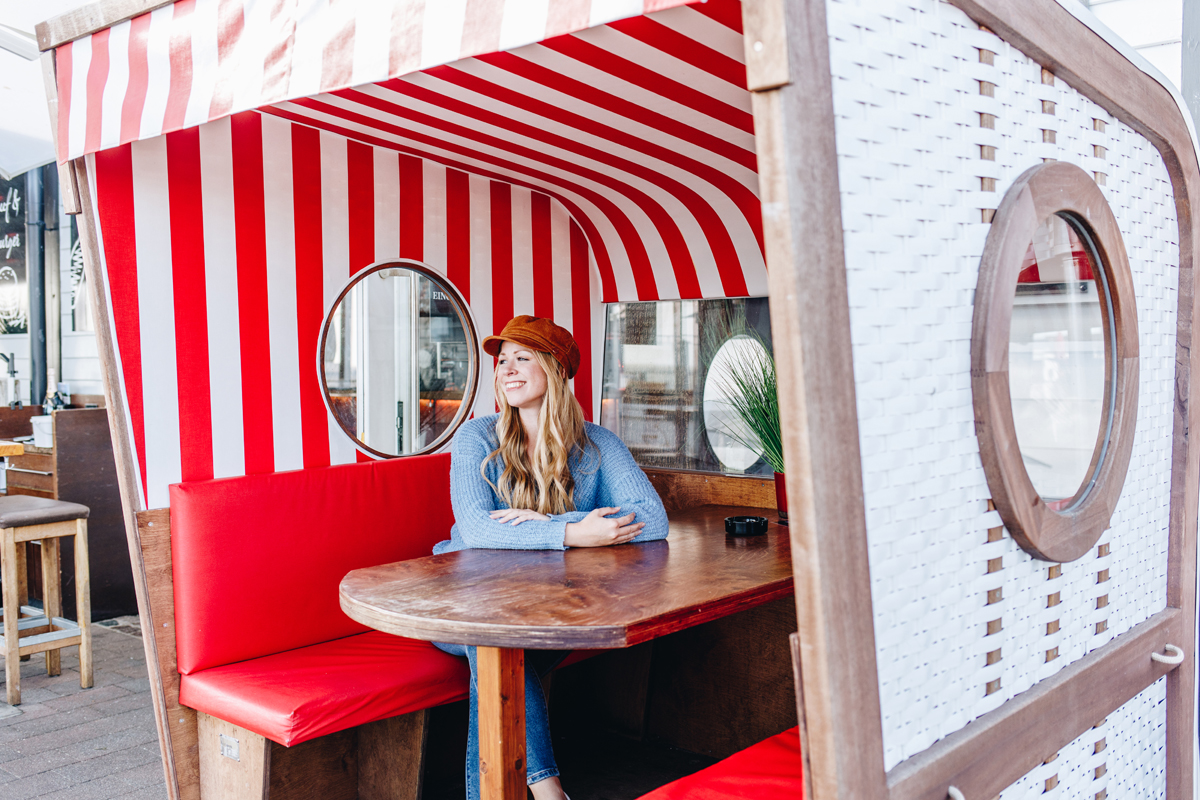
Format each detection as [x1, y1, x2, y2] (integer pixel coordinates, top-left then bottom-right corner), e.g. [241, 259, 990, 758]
[995, 678, 1167, 799]
[827, 0, 1179, 771]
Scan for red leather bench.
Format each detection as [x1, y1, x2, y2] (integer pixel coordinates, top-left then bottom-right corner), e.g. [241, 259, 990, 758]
[637, 726, 804, 799]
[170, 453, 471, 797]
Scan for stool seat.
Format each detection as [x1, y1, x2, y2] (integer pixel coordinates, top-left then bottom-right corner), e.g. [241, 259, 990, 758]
[0, 496, 90, 528]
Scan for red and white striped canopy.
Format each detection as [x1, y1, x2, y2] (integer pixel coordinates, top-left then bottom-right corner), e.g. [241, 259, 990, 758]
[66, 0, 764, 506]
[56, 0, 699, 162]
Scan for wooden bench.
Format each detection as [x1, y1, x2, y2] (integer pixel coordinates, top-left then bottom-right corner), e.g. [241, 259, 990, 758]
[163, 453, 471, 800]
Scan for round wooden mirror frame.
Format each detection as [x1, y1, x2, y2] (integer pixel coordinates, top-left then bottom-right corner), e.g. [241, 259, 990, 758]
[972, 162, 1139, 563]
[317, 259, 481, 459]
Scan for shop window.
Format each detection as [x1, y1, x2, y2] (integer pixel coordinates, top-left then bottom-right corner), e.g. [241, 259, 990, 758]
[973, 162, 1138, 562]
[600, 297, 774, 476]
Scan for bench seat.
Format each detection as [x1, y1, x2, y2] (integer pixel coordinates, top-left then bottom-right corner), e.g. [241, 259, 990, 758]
[637, 726, 804, 799]
[180, 631, 470, 747]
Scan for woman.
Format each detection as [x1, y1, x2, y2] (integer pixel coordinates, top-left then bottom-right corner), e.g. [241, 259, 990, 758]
[432, 315, 669, 800]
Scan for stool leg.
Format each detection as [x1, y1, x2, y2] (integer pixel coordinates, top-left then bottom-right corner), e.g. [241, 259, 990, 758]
[74, 520, 92, 689]
[2, 528, 20, 705]
[41, 539, 61, 677]
[15, 542, 29, 663]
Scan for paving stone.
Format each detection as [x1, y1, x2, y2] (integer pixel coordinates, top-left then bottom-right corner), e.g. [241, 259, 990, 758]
[0, 626, 166, 798]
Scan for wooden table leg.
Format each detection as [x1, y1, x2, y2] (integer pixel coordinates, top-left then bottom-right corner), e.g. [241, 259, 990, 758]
[477, 646, 525, 800]
[74, 520, 92, 689]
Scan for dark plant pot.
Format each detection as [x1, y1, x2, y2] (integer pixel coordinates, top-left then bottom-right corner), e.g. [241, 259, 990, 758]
[774, 471, 788, 526]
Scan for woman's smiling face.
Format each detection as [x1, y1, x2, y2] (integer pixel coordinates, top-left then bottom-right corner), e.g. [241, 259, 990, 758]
[497, 341, 548, 410]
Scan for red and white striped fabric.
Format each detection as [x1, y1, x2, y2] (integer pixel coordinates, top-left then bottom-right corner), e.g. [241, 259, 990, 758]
[89, 114, 601, 509]
[269, 1, 763, 301]
[55, 0, 697, 163]
[74, 0, 764, 507]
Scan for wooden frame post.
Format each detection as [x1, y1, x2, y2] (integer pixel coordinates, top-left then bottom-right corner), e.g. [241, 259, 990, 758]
[743, 1, 889, 798]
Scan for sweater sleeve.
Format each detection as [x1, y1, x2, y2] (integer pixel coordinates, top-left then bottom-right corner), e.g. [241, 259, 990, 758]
[586, 425, 669, 544]
[449, 422, 569, 550]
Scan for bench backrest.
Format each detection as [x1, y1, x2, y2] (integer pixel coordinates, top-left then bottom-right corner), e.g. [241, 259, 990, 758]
[170, 453, 454, 674]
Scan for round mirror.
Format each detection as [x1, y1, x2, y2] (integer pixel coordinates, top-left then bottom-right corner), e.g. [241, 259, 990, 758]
[1009, 213, 1114, 510]
[703, 335, 769, 472]
[319, 261, 479, 458]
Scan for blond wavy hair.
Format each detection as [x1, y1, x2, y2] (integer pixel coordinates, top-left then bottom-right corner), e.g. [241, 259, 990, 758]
[483, 349, 596, 514]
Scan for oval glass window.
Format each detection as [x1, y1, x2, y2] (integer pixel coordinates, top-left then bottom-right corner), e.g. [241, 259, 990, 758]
[319, 261, 479, 458]
[703, 335, 769, 472]
[1008, 213, 1114, 510]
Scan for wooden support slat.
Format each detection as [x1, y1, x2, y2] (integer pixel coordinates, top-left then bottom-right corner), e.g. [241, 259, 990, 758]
[744, 1, 888, 798]
[39, 52, 80, 214]
[477, 646, 525, 800]
[137, 508, 200, 799]
[74, 157, 188, 799]
[887, 609, 1184, 800]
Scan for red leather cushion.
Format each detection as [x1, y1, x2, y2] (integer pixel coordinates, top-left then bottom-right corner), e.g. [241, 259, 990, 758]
[171, 454, 453, 674]
[180, 631, 470, 746]
[637, 727, 804, 799]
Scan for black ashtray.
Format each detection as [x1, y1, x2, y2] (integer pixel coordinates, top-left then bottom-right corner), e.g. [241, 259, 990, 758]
[725, 515, 769, 536]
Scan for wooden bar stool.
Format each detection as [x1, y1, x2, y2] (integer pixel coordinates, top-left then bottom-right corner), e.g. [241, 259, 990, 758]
[0, 496, 92, 705]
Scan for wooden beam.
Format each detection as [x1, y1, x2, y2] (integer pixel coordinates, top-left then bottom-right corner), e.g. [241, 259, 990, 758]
[886, 609, 1186, 800]
[74, 158, 190, 800]
[35, 0, 173, 51]
[743, 1, 888, 798]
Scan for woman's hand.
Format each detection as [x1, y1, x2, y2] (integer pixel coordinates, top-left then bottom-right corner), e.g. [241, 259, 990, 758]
[563, 507, 645, 547]
[489, 508, 551, 526]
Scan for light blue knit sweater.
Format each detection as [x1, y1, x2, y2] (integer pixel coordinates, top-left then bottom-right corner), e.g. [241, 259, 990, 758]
[432, 414, 669, 553]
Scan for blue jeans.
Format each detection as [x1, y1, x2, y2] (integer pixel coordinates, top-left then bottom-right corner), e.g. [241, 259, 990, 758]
[434, 642, 567, 799]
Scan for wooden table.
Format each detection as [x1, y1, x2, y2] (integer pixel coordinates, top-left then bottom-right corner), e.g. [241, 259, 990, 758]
[0, 441, 24, 457]
[340, 504, 793, 800]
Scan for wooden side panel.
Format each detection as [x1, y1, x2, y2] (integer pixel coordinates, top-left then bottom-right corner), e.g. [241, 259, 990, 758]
[550, 643, 656, 740]
[646, 596, 798, 758]
[745, 0, 888, 797]
[198, 712, 271, 800]
[642, 468, 776, 514]
[137, 508, 200, 799]
[358, 710, 429, 800]
[269, 729, 357, 800]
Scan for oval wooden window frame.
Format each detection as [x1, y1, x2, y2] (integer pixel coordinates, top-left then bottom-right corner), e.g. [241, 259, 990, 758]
[317, 259, 481, 459]
[972, 161, 1139, 563]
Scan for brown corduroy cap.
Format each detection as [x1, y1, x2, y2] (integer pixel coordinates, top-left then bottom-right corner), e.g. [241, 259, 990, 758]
[482, 315, 582, 379]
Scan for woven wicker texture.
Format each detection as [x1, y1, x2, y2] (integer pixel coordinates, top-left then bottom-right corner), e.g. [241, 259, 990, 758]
[995, 679, 1166, 799]
[826, 0, 1178, 772]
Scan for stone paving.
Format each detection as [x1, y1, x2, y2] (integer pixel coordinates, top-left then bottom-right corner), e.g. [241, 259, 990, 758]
[0, 618, 166, 799]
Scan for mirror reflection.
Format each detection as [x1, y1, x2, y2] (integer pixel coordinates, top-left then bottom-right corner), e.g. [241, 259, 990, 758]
[322, 263, 477, 457]
[702, 335, 770, 472]
[1009, 213, 1112, 508]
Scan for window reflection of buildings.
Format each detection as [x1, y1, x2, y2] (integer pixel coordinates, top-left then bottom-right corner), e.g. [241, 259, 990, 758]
[601, 298, 773, 476]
